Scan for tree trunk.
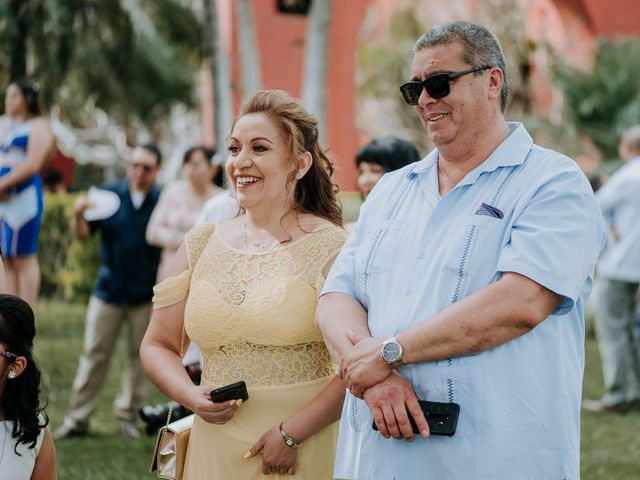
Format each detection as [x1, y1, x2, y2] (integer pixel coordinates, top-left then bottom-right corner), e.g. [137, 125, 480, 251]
[302, 0, 333, 146]
[202, 0, 233, 157]
[8, 0, 27, 80]
[236, 0, 262, 101]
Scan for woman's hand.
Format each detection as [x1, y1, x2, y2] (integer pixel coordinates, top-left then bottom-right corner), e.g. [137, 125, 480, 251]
[187, 384, 241, 425]
[245, 426, 298, 476]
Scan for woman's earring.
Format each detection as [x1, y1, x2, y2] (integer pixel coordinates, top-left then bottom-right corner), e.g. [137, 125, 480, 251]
[8, 371, 16, 379]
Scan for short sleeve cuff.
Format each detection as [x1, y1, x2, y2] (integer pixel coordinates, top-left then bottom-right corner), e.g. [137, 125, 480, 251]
[498, 261, 576, 316]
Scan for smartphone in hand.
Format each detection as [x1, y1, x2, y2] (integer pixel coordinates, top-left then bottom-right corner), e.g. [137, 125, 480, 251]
[210, 380, 249, 403]
[372, 400, 460, 436]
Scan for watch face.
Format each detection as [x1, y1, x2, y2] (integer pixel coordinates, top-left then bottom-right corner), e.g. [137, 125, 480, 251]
[383, 341, 402, 362]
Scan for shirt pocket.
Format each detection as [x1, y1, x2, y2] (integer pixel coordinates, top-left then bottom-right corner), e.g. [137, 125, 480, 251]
[355, 219, 409, 276]
[442, 215, 506, 303]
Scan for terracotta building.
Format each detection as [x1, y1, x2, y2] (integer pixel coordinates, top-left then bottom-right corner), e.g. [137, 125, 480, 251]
[199, 0, 640, 190]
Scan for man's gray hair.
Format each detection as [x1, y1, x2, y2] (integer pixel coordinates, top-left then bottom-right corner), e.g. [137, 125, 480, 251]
[413, 21, 510, 113]
[622, 125, 640, 155]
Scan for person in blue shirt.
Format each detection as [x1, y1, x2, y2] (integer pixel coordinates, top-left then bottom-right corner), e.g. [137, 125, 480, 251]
[583, 125, 640, 413]
[317, 21, 605, 479]
[54, 144, 162, 441]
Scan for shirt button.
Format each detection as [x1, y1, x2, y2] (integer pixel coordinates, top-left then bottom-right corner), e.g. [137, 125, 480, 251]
[417, 253, 425, 260]
[404, 289, 412, 297]
[432, 218, 439, 224]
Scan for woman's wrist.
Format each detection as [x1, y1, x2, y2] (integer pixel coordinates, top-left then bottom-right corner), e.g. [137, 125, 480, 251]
[279, 421, 303, 449]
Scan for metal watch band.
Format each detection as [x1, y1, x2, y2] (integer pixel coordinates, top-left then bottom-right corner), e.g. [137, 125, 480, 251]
[382, 337, 404, 367]
[279, 422, 303, 449]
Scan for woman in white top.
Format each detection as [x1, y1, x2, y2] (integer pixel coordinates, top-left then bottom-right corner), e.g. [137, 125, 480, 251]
[0, 294, 56, 479]
[146, 146, 225, 282]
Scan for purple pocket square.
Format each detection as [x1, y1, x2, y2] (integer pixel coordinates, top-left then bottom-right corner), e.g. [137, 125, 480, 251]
[475, 202, 503, 219]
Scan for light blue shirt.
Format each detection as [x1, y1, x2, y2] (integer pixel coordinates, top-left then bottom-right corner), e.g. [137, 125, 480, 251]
[596, 156, 640, 282]
[324, 123, 605, 480]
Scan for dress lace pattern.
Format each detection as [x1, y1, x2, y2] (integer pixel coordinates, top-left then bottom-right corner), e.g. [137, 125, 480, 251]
[181, 223, 346, 388]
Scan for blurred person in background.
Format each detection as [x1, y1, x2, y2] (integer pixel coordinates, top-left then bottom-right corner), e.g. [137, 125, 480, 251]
[54, 144, 162, 441]
[356, 137, 421, 200]
[0, 293, 57, 479]
[146, 146, 225, 282]
[583, 125, 640, 413]
[0, 79, 55, 306]
[42, 168, 66, 194]
[345, 137, 421, 232]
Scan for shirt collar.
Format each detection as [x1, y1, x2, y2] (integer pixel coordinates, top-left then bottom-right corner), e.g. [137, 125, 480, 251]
[410, 122, 533, 184]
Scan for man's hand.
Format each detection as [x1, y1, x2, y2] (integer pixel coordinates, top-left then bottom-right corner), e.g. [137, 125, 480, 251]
[73, 196, 90, 218]
[364, 371, 429, 441]
[341, 330, 392, 398]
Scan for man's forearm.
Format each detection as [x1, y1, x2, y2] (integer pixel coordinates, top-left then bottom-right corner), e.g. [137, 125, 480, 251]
[316, 292, 370, 364]
[397, 272, 561, 365]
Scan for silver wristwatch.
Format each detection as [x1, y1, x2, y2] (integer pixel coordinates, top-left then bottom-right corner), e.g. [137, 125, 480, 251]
[381, 337, 404, 368]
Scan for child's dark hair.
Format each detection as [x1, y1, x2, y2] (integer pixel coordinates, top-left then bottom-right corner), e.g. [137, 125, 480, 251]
[0, 294, 48, 452]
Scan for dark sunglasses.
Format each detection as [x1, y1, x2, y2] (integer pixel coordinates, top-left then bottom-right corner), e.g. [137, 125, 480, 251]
[129, 162, 154, 173]
[400, 65, 492, 105]
[0, 350, 18, 361]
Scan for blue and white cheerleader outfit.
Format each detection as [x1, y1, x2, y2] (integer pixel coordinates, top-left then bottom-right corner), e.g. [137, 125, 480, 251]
[0, 117, 44, 256]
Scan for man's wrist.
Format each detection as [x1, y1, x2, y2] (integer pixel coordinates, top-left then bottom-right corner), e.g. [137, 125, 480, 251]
[381, 336, 404, 368]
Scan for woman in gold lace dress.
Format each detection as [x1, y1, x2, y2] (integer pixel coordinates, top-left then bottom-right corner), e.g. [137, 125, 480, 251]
[141, 90, 347, 478]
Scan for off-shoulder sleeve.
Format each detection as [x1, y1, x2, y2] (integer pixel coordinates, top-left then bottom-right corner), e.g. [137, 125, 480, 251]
[152, 223, 217, 309]
[152, 270, 190, 309]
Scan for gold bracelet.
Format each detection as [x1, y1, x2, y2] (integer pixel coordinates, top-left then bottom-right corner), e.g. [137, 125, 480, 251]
[279, 422, 303, 449]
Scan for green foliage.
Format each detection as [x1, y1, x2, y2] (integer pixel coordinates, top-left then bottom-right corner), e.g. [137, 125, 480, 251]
[35, 300, 164, 479]
[0, 0, 201, 126]
[554, 39, 640, 161]
[39, 192, 99, 304]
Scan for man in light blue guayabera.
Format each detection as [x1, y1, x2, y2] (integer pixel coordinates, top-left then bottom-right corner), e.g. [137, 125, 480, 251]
[318, 21, 605, 480]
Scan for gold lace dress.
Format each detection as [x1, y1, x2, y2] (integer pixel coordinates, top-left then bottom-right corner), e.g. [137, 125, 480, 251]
[153, 223, 346, 479]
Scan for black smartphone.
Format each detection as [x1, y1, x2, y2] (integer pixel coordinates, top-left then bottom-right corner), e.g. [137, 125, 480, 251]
[210, 380, 249, 403]
[372, 400, 460, 437]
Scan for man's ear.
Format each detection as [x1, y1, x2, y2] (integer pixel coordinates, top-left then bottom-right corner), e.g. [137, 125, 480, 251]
[487, 67, 503, 105]
[296, 151, 313, 180]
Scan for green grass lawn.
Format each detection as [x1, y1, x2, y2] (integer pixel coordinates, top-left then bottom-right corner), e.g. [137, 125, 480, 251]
[34, 300, 639, 479]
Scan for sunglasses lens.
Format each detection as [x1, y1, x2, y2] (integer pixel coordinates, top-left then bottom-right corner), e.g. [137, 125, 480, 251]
[425, 74, 450, 99]
[400, 82, 423, 105]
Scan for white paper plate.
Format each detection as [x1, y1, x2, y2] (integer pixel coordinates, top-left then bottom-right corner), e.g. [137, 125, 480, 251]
[84, 186, 121, 221]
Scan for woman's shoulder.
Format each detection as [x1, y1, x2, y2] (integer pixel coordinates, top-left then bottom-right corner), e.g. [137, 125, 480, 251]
[296, 215, 346, 248]
[297, 214, 342, 234]
[185, 222, 216, 243]
[28, 116, 52, 133]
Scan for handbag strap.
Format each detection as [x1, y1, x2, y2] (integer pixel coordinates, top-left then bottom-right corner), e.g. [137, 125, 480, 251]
[163, 225, 215, 428]
[164, 328, 185, 428]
